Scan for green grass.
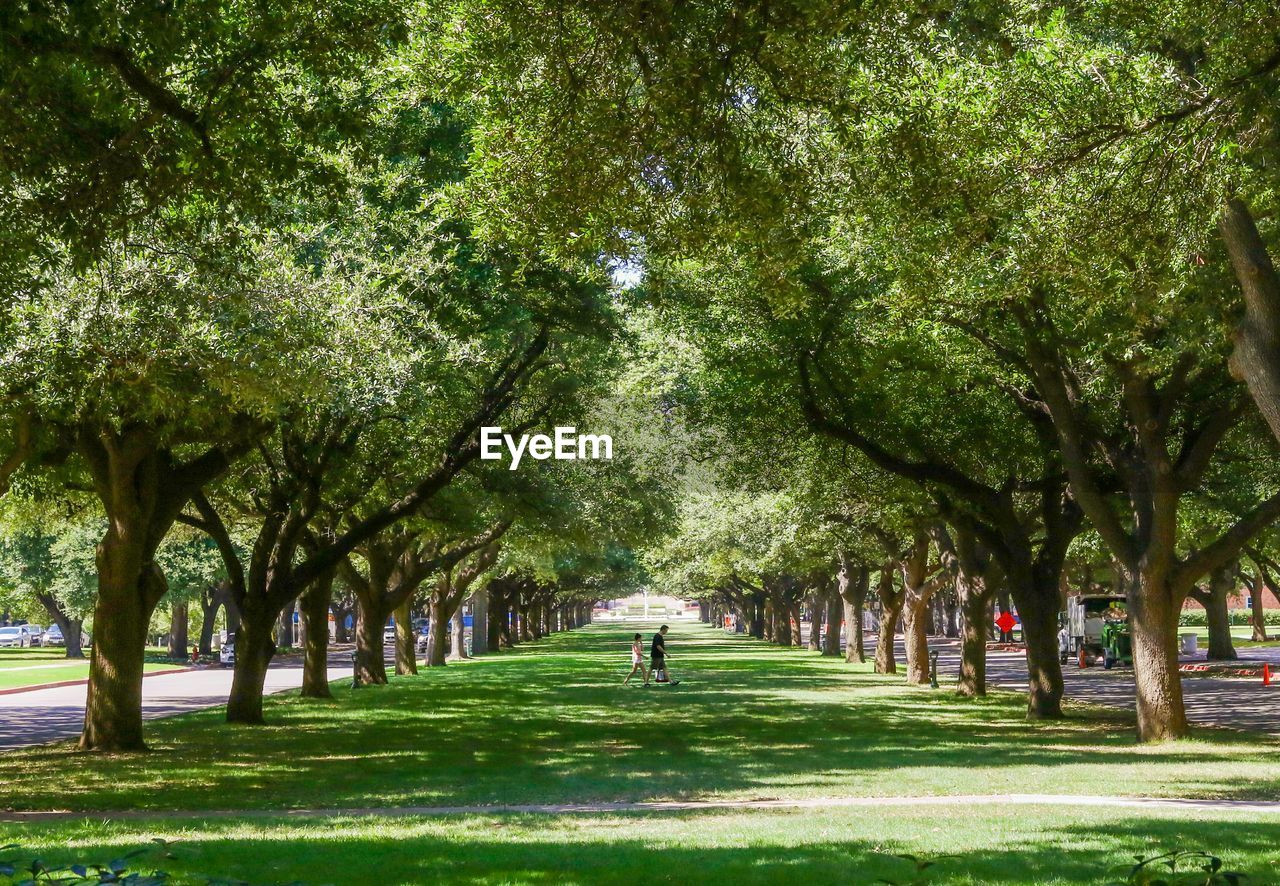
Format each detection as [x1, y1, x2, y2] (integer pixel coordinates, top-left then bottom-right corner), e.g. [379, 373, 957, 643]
[4, 805, 1280, 885]
[0, 647, 69, 667]
[1189, 626, 1280, 649]
[4, 622, 1280, 811]
[0, 648, 182, 690]
[3, 621, 1280, 884]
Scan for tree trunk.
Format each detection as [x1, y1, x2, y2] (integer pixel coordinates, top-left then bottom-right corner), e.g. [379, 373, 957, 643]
[489, 588, 505, 650]
[80, 543, 167, 751]
[823, 589, 843, 657]
[450, 601, 467, 659]
[773, 596, 792, 646]
[1251, 565, 1269, 642]
[875, 600, 901, 674]
[276, 601, 296, 649]
[332, 595, 353, 643]
[936, 525, 1000, 699]
[899, 538, 938, 686]
[957, 584, 991, 697]
[427, 595, 449, 666]
[874, 569, 903, 675]
[807, 592, 822, 651]
[902, 593, 931, 685]
[1129, 578, 1190, 741]
[1195, 564, 1238, 661]
[749, 597, 765, 638]
[394, 599, 418, 675]
[299, 572, 334, 699]
[943, 594, 960, 639]
[36, 593, 84, 660]
[167, 601, 189, 659]
[197, 586, 220, 656]
[1008, 570, 1065, 719]
[518, 604, 533, 642]
[472, 589, 489, 655]
[352, 601, 388, 685]
[225, 595, 241, 636]
[76, 426, 233, 750]
[838, 560, 870, 664]
[226, 601, 277, 724]
[499, 596, 513, 648]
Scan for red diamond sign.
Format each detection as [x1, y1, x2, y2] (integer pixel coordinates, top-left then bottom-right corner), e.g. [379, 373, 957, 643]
[995, 611, 1018, 635]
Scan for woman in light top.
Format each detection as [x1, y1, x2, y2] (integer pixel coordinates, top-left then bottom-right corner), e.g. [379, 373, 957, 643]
[623, 632, 649, 686]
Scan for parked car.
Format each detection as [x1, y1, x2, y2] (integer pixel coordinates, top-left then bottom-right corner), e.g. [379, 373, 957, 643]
[43, 624, 64, 646]
[220, 636, 236, 666]
[0, 622, 41, 650]
[383, 622, 397, 644]
[26, 624, 44, 647]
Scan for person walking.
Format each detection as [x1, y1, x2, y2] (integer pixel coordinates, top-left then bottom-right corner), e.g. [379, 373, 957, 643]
[650, 625, 679, 685]
[624, 632, 649, 685]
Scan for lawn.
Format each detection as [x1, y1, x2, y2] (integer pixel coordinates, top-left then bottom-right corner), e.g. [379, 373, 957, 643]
[0, 648, 184, 691]
[2, 621, 1280, 884]
[3, 805, 1279, 885]
[1189, 626, 1280, 649]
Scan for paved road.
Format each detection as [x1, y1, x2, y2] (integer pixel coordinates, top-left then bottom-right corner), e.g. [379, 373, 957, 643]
[0, 655, 352, 751]
[796, 626, 1280, 735]
[928, 637, 1280, 735]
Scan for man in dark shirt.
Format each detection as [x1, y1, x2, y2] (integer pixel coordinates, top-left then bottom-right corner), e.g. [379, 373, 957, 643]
[650, 625, 679, 685]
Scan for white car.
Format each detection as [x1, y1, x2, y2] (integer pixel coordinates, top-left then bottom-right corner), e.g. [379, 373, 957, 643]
[220, 637, 235, 666]
[0, 625, 35, 648]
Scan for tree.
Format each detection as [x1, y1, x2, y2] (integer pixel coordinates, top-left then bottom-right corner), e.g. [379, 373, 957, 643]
[0, 1, 409, 255]
[0, 503, 99, 658]
[0, 221, 348, 750]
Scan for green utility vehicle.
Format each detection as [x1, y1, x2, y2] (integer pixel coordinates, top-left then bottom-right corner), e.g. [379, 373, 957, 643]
[1099, 619, 1133, 669]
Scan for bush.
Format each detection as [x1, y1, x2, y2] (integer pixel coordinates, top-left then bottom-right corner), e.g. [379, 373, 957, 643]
[1179, 609, 1280, 627]
[0, 842, 171, 884]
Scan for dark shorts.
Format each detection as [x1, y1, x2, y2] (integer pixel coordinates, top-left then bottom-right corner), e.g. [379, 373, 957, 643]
[651, 654, 664, 666]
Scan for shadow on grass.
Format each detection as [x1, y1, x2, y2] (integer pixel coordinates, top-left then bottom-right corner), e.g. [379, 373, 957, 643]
[2, 622, 1279, 813]
[5, 810, 1280, 885]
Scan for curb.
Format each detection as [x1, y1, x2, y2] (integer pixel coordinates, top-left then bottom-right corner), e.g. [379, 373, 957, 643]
[0, 666, 197, 697]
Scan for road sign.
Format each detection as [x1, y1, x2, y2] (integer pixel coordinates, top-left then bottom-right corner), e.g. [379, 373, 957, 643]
[995, 610, 1017, 635]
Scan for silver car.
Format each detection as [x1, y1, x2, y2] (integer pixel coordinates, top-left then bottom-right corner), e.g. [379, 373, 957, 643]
[0, 625, 33, 647]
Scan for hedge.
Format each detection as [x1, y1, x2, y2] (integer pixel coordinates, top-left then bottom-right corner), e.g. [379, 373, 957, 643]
[1178, 609, 1280, 627]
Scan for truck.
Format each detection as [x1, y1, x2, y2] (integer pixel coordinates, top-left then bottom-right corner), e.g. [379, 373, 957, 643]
[1064, 594, 1131, 668]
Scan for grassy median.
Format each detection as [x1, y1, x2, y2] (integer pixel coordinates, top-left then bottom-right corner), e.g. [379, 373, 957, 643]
[3, 622, 1280, 883]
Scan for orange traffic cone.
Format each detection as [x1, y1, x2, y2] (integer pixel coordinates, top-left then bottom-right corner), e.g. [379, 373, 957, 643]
[1264, 663, 1271, 686]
